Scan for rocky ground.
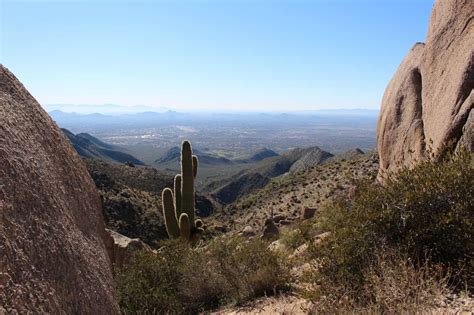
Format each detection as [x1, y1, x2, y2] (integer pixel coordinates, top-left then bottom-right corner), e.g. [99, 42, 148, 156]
[213, 294, 310, 315]
[210, 151, 379, 235]
[213, 286, 474, 315]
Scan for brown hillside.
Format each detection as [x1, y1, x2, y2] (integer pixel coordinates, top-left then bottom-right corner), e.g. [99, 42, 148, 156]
[215, 151, 378, 233]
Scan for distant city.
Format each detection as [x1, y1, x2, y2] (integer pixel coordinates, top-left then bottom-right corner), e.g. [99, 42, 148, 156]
[48, 104, 378, 163]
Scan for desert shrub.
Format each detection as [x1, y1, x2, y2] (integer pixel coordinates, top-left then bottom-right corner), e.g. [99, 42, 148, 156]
[362, 252, 451, 313]
[304, 151, 473, 310]
[305, 252, 452, 314]
[279, 220, 315, 250]
[176, 245, 226, 311]
[208, 236, 290, 304]
[115, 239, 187, 314]
[279, 228, 305, 250]
[116, 236, 290, 314]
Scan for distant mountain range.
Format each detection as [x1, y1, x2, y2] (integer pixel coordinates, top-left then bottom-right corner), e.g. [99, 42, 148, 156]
[46, 104, 378, 117]
[62, 129, 144, 165]
[50, 109, 190, 122]
[45, 104, 169, 115]
[49, 108, 378, 117]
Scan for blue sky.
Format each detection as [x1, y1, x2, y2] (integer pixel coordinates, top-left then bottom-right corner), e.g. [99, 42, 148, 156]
[1, 0, 433, 111]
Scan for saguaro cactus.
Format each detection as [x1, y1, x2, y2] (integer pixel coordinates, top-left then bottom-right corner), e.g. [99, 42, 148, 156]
[162, 140, 203, 240]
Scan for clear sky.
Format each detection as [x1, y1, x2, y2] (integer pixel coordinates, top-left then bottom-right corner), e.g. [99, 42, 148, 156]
[1, 0, 433, 111]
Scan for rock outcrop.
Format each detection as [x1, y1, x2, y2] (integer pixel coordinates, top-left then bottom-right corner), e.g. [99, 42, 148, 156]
[105, 229, 153, 267]
[377, 0, 473, 179]
[0, 65, 119, 313]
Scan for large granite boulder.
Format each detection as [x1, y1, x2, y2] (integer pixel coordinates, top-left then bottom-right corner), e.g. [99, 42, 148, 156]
[377, 0, 473, 179]
[0, 65, 119, 313]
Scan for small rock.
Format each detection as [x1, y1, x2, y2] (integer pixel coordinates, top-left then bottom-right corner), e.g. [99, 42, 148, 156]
[279, 220, 292, 226]
[105, 229, 152, 267]
[313, 232, 331, 246]
[213, 224, 227, 233]
[291, 262, 312, 279]
[242, 226, 256, 237]
[119, 190, 130, 198]
[268, 240, 287, 252]
[301, 207, 317, 220]
[294, 243, 309, 257]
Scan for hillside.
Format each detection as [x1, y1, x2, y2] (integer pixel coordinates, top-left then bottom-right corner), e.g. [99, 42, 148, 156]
[84, 158, 219, 246]
[153, 146, 280, 189]
[213, 150, 378, 232]
[236, 148, 279, 163]
[208, 146, 334, 204]
[155, 146, 233, 165]
[62, 128, 144, 165]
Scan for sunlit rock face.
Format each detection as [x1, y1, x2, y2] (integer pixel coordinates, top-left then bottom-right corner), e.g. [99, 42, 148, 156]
[0, 64, 119, 314]
[377, 0, 473, 180]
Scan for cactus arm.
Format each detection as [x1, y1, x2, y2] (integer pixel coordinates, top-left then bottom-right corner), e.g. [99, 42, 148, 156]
[174, 174, 182, 216]
[181, 141, 195, 226]
[179, 213, 191, 240]
[192, 155, 199, 179]
[195, 219, 203, 228]
[162, 188, 180, 238]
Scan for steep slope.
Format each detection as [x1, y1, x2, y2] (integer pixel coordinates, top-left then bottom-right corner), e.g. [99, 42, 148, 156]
[62, 128, 144, 165]
[248, 148, 279, 162]
[215, 151, 378, 233]
[289, 148, 334, 173]
[331, 148, 365, 161]
[377, 0, 473, 179]
[0, 65, 119, 313]
[235, 148, 279, 163]
[210, 147, 333, 204]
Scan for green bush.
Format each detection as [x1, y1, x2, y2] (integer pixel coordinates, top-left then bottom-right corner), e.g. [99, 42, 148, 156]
[304, 151, 473, 308]
[115, 239, 187, 313]
[116, 236, 290, 314]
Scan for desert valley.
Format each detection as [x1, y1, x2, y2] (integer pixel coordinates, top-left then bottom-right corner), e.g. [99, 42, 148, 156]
[1, 0, 473, 314]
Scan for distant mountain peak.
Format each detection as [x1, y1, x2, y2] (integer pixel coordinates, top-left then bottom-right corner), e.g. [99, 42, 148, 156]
[62, 129, 144, 165]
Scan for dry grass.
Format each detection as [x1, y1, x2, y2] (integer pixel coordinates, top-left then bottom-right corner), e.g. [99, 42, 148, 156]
[305, 252, 452, 314]
[363, 252, 451, 313]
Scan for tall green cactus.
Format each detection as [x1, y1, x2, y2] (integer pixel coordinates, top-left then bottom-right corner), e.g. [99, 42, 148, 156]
[162, 140, 203, 240]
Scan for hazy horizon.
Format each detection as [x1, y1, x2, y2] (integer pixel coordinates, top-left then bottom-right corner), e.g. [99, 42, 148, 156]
[1, 0, 433, 112]
[43, 103, 380, 115]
